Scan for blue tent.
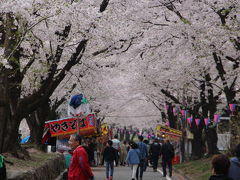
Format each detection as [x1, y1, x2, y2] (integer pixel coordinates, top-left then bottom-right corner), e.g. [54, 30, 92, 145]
[21, 136, 30, 144]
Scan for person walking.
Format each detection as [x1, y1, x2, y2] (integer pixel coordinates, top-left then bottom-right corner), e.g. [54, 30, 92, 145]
[103, 140, 116, 180]
[228, 144, 240, 180]
[68, 134, 94, 180]
[143, 139, 150, 171]
[126, 142, 140, 180]
[88, 138, 96, 166]
[209, 154, 233, 180]
[136, 136, 148, 180]
[120, 141, 128, 166]
[161, 139, 174, 177]
[112, 134, 121, 166]
[149, 139, 161, 172]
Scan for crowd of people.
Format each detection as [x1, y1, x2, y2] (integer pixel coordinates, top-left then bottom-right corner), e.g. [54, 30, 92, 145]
[66, 133, 240, 180]
[1, 133, 240, 180]
[67, 133, 175, 180]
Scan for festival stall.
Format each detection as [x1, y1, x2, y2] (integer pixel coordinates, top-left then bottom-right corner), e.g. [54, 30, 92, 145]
[42, 94, 101, 149]
[45, 114, 98, 137]
[156, 124, 182, 164]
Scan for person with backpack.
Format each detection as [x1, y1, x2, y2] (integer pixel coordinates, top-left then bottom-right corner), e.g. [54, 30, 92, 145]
[161, 139, 174, 177]
[103, 140, 116, 180]
[126, 142, 141, 180]
[0, 154, 6, 180]
[136, 136, 148, 180]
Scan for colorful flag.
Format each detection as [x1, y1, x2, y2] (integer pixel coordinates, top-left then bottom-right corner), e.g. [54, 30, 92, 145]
[173, 107, 176, 116]
[165, 104, 169, 113]
[165, 121, 169, 126]
[187, 117, 193, 126]
[229, 104, 237, 112]
[204, 118, 210, 127]
[214, 114, 221, 123]
[181, 110, 185, 117]
[195, 118, 200, 127]
[181, 110, 187, 118]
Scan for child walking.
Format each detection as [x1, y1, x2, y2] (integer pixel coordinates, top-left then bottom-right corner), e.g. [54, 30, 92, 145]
[103, 140, 116, 180]
[126, 142, 140, 180]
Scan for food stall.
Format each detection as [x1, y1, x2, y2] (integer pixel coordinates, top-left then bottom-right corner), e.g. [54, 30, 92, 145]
[156, 124, 182, 164]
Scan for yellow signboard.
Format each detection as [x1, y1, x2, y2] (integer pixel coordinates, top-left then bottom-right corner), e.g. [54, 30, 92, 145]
[101, 123, 108, 135]
[156, 124, 182, 138]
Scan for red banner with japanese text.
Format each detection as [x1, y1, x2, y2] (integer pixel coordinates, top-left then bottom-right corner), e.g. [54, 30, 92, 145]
[45, 114, 96, 137]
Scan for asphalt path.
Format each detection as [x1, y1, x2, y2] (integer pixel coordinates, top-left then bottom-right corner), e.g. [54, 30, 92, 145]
[92, 166, 174, 180]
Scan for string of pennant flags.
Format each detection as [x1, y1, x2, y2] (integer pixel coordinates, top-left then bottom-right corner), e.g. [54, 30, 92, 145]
[165, 103, 237, 128]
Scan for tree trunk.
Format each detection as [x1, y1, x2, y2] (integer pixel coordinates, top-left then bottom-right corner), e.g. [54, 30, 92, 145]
[230, 113, 240, 153]
[0, 71, 25, 157]
[205, 127, 218, 154]
[27, 111, 45, 146]
[167, 103, 177, 129]
[27, 101, 51, 146]
[26, 99, 61, 148]
[192, 128, 204, 159]
[203, 72, 219, 155]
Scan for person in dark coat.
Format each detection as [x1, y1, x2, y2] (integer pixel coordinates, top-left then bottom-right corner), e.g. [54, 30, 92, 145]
[228, 144, 240, 180]
[103, 140, 116, 180]
[209, 154, 233, 180]
[161, 139, 174, 177]
[149, 139, 161, 172]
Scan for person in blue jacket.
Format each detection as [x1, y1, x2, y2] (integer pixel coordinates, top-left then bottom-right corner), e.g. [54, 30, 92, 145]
[228, 144, 240, 180]
[136, 136, 148, 180]
[126, 142, 140, 180]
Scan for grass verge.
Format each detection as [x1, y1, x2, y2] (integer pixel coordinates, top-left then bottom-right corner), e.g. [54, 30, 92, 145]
[5, 148, 60, 171]
[174, 158, 212, 180]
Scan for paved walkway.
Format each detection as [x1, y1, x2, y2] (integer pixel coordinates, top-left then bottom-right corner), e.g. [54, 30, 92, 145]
[92, 166, 184, 180]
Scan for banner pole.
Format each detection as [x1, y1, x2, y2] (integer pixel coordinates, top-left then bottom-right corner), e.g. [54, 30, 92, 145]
[75, 113, 80, 135]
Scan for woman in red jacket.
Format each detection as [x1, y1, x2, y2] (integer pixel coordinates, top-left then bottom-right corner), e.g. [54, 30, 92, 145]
[68, 134, 94, 180]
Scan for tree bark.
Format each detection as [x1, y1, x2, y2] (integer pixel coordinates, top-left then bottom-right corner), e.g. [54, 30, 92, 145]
[26, 99, 61, 147]
[0, 13, 87, 154]
[230, 112, 240, 152]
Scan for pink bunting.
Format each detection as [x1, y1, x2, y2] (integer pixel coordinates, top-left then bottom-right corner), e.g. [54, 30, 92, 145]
[187, 117, 192, 126]
[165, 104, 169, 113]
[214, 114, 221, 123]
[229, 104, 237, 112]
[165, 121, 169, 126]
[173, 107, 176, 116]
[181, 110, 185, 117]
[195, 118, 200, 127]
[204, 118, 210, 127]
